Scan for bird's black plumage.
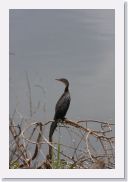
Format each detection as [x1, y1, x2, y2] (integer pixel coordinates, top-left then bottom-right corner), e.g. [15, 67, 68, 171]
[49, 78, 71, 139]
[54, 78, 70, 121]
[49, 78, 71, 159]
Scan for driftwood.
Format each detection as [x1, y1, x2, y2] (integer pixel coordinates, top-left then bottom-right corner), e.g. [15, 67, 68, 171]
[9, 116, 114, 169]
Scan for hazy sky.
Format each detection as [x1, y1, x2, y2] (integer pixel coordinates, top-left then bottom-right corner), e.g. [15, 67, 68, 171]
[9, 9, 115, 122]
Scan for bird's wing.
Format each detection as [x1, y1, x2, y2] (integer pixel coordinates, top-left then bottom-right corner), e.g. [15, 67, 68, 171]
[54, 92, 70, 120]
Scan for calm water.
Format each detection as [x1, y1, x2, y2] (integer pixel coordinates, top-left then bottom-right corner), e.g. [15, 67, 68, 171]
[9, 10, 115, 164]
[9, 9, 115, 122]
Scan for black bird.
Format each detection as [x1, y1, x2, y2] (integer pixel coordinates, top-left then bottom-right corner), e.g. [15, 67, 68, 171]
[49, 78, 71, 140]
[54, 78, 71, 121]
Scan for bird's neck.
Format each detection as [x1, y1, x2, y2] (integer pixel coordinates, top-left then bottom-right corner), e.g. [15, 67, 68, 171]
[64, 85, 69, 92]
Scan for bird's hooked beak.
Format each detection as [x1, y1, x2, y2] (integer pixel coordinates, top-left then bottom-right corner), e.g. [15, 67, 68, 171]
[55, 79, 60, 81]
[55, 78, 61, 82]
[55, 79, 65, 85]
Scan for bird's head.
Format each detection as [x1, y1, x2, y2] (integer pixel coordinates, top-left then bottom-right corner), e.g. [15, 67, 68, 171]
[55, 78, 69, 87]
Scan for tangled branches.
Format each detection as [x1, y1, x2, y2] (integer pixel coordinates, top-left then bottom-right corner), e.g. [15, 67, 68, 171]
[9, 117, 115, 169]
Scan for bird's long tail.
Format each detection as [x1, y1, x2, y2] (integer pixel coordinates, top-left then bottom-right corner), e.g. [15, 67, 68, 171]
[49, 121, 57, 141]
[49, 120, 58, 159]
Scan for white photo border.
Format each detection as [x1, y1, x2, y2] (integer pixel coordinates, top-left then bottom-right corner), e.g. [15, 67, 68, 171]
[0, 0, 125, 179]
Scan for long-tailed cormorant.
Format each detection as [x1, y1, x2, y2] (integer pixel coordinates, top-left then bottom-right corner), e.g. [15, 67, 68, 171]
[49, 78, 71, 141]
